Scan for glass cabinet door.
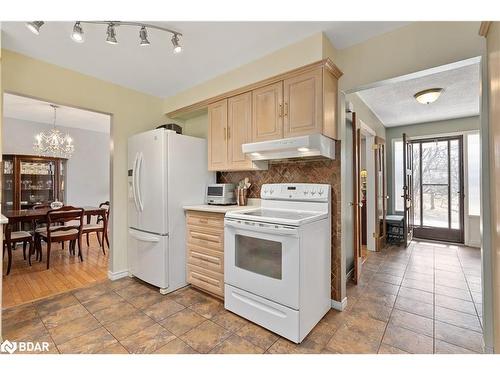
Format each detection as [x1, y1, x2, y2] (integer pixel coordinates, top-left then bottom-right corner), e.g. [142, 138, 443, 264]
[20, 159, 56, 209]
[2, 156, 14, 212]
[59, 160, 66, 203]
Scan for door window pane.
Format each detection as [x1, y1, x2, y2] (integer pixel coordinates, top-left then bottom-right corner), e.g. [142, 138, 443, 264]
[235, 235, 282, 279]
[450, 140, 460, 229]
[421, 141, 448, 185]
[422, 185, 449, 228]
[467, 133, 481, 216]
[394, 140, 404, 212]
[413, 144, 421, 226]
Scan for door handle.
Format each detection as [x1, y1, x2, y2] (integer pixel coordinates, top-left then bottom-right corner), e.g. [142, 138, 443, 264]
[132, 153, 140, 212]
[136, 153, 144, 211]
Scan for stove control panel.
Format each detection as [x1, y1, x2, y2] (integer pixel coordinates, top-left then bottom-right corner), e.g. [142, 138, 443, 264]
[261, 183, 330, 201]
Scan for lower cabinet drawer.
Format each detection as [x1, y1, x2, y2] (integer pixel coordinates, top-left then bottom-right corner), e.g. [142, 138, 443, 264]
[187, 264, 224, 298]
[187, 225, 224, 250]
[187, 245, 224, 274]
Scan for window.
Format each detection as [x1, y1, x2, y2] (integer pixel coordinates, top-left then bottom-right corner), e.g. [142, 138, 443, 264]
[393, 140, 404, 212]
[467, 132, 481, 216]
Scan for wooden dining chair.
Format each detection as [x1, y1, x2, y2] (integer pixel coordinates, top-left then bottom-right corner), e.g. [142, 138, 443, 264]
[34, 206, 84, 269]
[3, 224, 33, 275]
[33, 203, 66, 254]
[82, 201, 109, 254]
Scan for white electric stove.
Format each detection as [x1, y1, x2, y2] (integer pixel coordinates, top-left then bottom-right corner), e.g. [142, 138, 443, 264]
[224, 183, 331, 343]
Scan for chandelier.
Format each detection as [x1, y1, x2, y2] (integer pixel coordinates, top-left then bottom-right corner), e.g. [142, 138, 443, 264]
[33, 104, 75, 158]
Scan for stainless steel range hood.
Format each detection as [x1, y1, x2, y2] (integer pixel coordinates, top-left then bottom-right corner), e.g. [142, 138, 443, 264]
[242, 134, 335, 161]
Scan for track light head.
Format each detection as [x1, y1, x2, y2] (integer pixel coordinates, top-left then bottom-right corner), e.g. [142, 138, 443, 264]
[26, 21, 44, 35]
[171, 34, 182, 54]
[139, 26, 150, 46]
[71, 22, 84, 43]
[106, 23, 118, 44]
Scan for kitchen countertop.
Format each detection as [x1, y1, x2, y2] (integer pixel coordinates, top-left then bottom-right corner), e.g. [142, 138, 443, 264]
[183, 198, 260, 214]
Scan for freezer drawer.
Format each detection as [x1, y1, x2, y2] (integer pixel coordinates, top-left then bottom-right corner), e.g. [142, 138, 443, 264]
[128, 228, 168, 289]
[224, 284, 300, 343]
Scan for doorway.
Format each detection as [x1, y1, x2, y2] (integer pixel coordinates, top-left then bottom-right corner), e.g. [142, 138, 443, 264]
[411, 135, 464, 243]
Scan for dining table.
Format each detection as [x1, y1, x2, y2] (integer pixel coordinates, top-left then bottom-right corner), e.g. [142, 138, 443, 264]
[2, 206, 108, 275]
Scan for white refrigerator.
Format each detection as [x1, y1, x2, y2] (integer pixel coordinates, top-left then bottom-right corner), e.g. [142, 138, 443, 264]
[128, 128, 214, 293]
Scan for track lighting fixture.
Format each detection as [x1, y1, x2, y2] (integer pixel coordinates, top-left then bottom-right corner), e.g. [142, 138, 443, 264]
[106, 23, 118, 44]
[139, 26, 150, 46]
[171, 34, 182, 54]
[71, 22, 84, 43]
[25, 21, 182, 53]
[25, 21, 44, 35]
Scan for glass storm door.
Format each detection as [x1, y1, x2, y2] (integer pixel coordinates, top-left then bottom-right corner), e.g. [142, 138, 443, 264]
[412, 136, 464, 243]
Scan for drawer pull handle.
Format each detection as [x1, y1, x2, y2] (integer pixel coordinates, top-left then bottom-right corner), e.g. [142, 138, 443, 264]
[191, 272, 219, 287]
[191, 232, 218, 242]
[198, 219, 209, 224]
[191, 251, 220, 265]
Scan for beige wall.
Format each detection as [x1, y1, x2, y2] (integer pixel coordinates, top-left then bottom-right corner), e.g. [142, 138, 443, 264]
[163, 32, 324, 114]
[0, 49, 167, 276]
[345, 92, 385, 138]
[183, 112, 208, 139]
[486, 21, 500, 353]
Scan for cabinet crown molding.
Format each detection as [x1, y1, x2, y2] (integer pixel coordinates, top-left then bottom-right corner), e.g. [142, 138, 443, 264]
[167, 58, 343, 119]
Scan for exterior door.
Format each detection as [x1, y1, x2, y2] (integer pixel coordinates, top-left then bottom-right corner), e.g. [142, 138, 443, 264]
[252, 82, 283, 142]
[228, 92, 253, 169]
[412, 136, 464, 243]
[374, 137, 387, 251]
[402, 133, 414, 247]
[283, 69, 322, 138]
[208, 99, 228, 171]
[352, 112, 362, 283]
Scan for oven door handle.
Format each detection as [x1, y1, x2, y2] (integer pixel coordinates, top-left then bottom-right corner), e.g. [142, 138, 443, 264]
[224, 219, 299, 237]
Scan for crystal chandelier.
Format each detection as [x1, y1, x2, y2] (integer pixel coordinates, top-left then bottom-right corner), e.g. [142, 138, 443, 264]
[33, 104, 75, 158]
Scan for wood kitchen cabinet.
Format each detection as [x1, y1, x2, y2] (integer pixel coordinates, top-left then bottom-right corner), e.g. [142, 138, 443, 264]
[208, 94, 267, 171]
[252, 82, 283, 142]
[185, 210, 225, 298]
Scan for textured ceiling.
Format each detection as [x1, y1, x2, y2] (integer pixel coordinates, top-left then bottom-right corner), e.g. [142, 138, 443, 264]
[3, 93, 111, 133]
[1, 21, 409, 97]
[356, 62, 480, 127]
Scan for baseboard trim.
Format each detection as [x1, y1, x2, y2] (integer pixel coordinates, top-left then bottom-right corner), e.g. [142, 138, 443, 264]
[331, 297, 348, 311]
[108, 269, 129, 281]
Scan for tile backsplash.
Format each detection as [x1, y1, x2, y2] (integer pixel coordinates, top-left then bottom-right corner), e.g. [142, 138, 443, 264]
[217, 141, 342, 302]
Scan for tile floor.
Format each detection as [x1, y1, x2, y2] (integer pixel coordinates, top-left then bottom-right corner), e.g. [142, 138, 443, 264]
[1, 240, 484, 354]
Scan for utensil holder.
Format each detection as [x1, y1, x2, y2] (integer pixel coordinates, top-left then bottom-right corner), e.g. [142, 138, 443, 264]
[236, 188, 248, 206]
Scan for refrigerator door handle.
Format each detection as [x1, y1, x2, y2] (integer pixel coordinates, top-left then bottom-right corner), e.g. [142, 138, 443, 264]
[132, 152, 140, 212]
[128, 228, 160, 243]
[136, 152, 144, 212]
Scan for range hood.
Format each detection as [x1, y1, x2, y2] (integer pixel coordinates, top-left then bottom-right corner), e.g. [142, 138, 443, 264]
[242, 134, 335, 161]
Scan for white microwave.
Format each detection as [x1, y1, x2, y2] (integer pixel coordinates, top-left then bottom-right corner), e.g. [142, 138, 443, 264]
[206, 183, 236, 205]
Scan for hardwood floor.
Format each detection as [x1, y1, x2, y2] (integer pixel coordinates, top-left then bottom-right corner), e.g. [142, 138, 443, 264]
[2, 234, 109, 308]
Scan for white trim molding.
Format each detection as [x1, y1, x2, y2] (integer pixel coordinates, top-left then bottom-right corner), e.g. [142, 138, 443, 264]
[107, 269, 129, 281]
[331, 297, 348, 311]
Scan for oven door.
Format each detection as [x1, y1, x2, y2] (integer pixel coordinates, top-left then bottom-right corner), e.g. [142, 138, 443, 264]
[224, 218, 300, 309]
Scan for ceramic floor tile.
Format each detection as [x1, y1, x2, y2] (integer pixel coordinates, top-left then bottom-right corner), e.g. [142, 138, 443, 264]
[188, 297, 224, 319]
[325, 324, 381, 354]
[114, 282, 155, 300]
[349, 299, 393, 323]
[57, 327, 118, 354]
[401, 278, 434, 293]
[382, 324, 433, 354]
[48, 313, 101, 345]
[211, 310, 248, 332]
[73, 284, 112, 304]
[96, 342, 130, 354]
[154, 338, 198, 354]
[378, 343, 409, 354]
[82, 291, 126, 314]
[372, 273, 403, 286]
[434, 321, 483, 353]
[180, 320, 232, 353]
[434, 339, 477, 354]
[169, 287, 210, 307]
[35, 293, 80, 316]
[39, 303, 91, 330]
[389, 309, 433, 337]
[3, 317, 48, 342]
[210, 334, 264, 354]
[236, 322, 280, 350]
[435, 284, 472, 301]
[435, 306, 482, 333]
[159, 308, 206, 336]
[394, 296, 434, 319]
[398, 286, 434, 305]
[435, 294, 477, 315]
[2, 304, 39, 327]
[91, 301, 139, 325]
[127, 290, 167, 310]
[120, 323, 176, 354]
[144, 299, 186, 322]
[104, 310, 156, 341]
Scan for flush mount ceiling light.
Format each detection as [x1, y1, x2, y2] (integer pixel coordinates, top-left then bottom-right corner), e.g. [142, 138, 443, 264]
[25, 21, 182, 53]
[414, 88, 443, 104]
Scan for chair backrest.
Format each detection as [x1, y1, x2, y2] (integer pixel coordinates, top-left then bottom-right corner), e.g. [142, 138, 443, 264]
[97, 201, 110, 223]
[45, 206, 84, 239]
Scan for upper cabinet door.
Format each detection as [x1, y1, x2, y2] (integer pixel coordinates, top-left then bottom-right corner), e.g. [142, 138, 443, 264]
[252, 82, 283, 142]
[208, 99, 228, 171]
[283, 69, 323, 138]
[228, 92, 253, 169]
